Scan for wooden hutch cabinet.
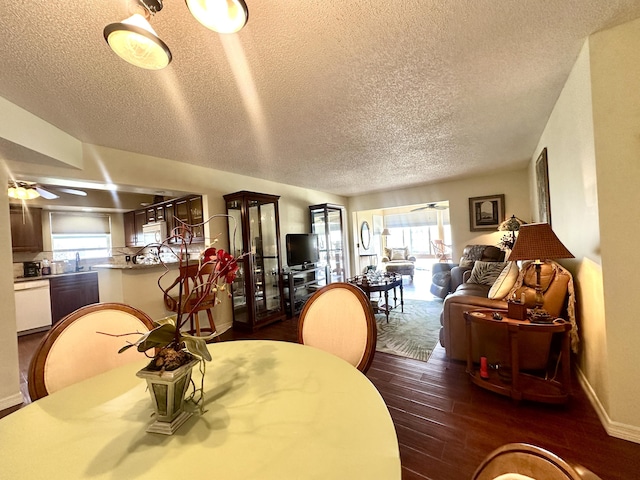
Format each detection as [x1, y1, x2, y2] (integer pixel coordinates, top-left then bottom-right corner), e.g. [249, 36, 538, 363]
[309, 203, 348, 284]
[224, 191, 285, 331]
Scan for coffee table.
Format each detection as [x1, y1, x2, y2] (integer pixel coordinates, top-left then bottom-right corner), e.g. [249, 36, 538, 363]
[348, 272, 403, 322]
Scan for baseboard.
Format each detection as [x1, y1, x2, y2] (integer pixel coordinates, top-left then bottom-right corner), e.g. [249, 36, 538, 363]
[576, 366, 640, 444]
[0, 392, 24, 411]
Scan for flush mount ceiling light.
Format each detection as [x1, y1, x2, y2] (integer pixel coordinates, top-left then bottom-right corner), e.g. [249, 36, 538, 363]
[186, 0, 249, 34]
[104, 0, 249, 70]
[104, 0, 172, 70]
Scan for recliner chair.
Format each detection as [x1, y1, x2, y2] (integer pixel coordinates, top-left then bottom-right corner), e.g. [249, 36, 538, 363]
[431, 245, 505, 299]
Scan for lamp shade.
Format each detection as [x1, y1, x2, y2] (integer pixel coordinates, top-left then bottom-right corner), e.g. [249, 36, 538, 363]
[186, 0, 249, 34]
[381, 228, 391, 236]
[508, 223, 574, 261]
[104, 14, 172, 70]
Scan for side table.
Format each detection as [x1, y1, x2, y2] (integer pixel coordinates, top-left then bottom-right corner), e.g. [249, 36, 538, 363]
[464, 309, 572, 404]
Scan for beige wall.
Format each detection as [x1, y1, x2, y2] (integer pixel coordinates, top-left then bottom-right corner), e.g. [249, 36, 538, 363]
[348, 169, 531, 262]
[0, 167, 21, 410]
[589, 18, 640, 434]
[533, 18, 640, 441]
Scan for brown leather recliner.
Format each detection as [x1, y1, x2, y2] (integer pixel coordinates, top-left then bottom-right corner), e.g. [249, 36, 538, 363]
[430, 245, 505, 299]
[440, 261, 571, 370]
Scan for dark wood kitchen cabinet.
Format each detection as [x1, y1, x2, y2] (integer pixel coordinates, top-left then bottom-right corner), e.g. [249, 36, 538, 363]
[123, 194, 203, 246]
[49, 272, 100, 324]
[124, 210, 148, 247]
[10, 205, 43, 253]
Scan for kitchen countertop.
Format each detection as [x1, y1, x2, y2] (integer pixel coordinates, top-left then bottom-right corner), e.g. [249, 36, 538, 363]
[14, 270, 97, 283]
[91, 262, 179, 270]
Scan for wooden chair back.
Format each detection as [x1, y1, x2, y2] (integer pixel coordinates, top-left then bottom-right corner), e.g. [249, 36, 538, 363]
[473, 443, 602, 480]
[28, 302, 154, 400]
[163, 262, 218, 337]
[298, 282, 376, 373]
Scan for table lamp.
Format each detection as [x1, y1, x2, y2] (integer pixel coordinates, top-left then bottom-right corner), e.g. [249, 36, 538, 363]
[508, 223, 574, 310]
[497, 214, 526, 250]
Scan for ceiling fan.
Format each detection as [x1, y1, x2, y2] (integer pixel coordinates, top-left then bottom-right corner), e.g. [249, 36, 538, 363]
[411, 202, 448, 212]
[7, 181, 87, 200]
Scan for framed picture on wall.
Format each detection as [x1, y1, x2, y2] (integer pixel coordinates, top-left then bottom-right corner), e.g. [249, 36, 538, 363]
[536, 147, 552, 226]
[469, 194, 505, 231]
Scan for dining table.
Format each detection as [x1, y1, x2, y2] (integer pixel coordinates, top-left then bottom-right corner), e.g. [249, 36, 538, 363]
[1, 340, 401, 479]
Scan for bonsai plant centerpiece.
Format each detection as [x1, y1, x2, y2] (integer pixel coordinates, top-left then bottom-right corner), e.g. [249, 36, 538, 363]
[119, 216, 240, 435]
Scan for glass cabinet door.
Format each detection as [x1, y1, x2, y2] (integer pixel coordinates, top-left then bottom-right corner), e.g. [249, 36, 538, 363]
[226, 199, 248, 325]
[310, 204, 348, 284]
[225, 191, 285, 331]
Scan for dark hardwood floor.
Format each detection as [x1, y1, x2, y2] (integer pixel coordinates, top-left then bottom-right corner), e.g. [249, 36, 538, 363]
[4, 301, 640, 478]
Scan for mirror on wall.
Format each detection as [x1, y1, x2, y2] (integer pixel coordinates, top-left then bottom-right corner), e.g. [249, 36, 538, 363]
[360, 221, 371, 251]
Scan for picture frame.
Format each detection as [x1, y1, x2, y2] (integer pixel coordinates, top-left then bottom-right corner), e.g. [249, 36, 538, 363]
[469, 194, 505, 231]
[536, 148, 551, 226]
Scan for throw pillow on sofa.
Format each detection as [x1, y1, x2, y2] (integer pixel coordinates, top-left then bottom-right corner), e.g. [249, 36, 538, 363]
[488, 261, 519, 299]
[390, 248, 407, 261]
[467, 261, 507, 286]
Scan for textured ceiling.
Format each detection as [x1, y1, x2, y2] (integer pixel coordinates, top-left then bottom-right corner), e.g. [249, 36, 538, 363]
[1, 1, 640, 197]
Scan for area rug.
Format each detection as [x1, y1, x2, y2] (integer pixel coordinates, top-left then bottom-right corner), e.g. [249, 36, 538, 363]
[375, 298, 443, 362]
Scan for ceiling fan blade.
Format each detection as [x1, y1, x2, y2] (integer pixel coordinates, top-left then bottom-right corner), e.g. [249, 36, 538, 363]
[410, 206, 428, 212]
[35, 186, 59, 200]
[57, 187, 87, 197]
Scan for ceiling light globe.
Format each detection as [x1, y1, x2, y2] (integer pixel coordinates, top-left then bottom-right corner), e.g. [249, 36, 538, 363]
[186, 0, 249, 34]
[104, 14, 171, 70]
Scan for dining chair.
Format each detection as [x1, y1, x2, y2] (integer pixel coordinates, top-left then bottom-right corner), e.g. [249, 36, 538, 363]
[163, 262, 219, 337]
[472, 443, 602, 480]
[298, 282, 377, 373]
[28, 302, 155, 400]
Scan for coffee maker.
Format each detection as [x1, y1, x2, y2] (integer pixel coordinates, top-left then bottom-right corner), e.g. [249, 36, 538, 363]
[23, 261, 41, 278]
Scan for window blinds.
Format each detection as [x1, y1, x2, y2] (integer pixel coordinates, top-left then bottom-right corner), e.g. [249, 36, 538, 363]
[50, 212, 111, 234]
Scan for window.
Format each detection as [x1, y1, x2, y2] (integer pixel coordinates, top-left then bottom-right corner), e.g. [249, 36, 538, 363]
[50, 212, 112, 261]
[384, 208, 451, 256]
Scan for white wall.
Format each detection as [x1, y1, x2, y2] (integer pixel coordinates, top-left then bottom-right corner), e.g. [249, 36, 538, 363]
[533, 18, 640, 441]
[349, 169, 531, 262]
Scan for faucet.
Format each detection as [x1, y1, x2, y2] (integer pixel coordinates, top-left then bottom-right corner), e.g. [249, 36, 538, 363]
[75, 252, 83, 272]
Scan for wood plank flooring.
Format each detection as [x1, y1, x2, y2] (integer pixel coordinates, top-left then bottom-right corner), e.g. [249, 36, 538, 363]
[5, 314, 640, 479]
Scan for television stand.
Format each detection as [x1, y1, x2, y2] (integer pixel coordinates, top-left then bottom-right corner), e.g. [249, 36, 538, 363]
[282, 266, 325, 317]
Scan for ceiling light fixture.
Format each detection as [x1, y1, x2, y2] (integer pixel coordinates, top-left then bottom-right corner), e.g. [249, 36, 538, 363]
[186, 0, 249, 34]
[104, 0, 172, 70]
[104, 0, 249, 70]
[8, 183, 40, 200]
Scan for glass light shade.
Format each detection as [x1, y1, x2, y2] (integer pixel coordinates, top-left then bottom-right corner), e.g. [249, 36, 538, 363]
[8, 186, 40, 200]
[186, 0, 249, 34]
[104, 14, 171, 70]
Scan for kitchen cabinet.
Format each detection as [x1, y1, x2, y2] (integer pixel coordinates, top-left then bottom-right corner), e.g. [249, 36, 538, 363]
[174, 195, 204, 241]
[124, 194, 203, 247]
[224, 191, 285, 331]
[124, 209, 153, 247]
[49, 272, 99, 324]
[10, 205, 43, 253]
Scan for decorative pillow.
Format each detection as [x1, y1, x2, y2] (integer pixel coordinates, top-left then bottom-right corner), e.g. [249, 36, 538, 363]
[467, 261, 507, 286]
[488, 262, 519, 299]
[390, 248, 407, 261]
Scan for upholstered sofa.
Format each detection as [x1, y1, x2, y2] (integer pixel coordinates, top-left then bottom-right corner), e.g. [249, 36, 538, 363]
[440, 260, 574, 370]
[430, 245, 505, 299]
[381, 247, 416, 280]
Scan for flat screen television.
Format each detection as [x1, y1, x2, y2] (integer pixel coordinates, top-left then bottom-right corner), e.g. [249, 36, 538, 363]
[286, 233, 320, 268]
